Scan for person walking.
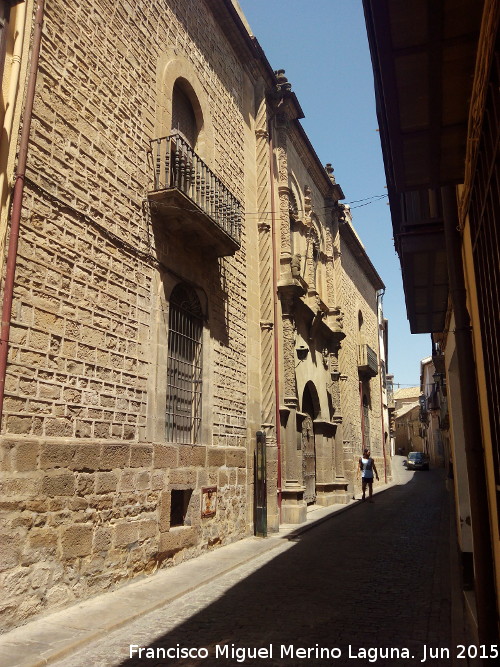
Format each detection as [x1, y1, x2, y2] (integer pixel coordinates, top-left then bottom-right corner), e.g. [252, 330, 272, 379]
[357, 448, 379, 502]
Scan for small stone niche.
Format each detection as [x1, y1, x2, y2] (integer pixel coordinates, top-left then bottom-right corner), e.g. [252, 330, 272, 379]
[170, 489, 193, 527]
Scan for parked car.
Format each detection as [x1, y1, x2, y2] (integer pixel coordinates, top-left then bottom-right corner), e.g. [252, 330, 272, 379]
[406, 451, 429, 470]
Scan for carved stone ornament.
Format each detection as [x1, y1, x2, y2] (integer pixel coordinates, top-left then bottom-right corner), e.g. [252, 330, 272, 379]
[291, 253, 302, 279]
[325, 163, 336, 184]
[277, 143, 288, 183]
[328, 306, 344, 331]
[327, 379, 341, 414]
[304, 185, 312, 218]
[279, 192, 292, 253]
[282, 315, 298, 403]
[275, 69, 292, 94]
[326, 261, 335, 306]
[258, 221, 271, 233]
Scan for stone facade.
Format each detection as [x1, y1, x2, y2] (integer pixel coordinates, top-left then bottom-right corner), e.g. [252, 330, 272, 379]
[0, 0, 387, 631]
[0, 0, 259, 632]
[336, 207, 388, 488]
[256, 70, 388, 526]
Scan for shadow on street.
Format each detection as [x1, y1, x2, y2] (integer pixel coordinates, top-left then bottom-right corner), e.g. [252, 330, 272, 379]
[119, 465, 455, 666]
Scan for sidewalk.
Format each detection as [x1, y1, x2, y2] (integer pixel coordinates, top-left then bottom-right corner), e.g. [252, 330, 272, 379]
[0, 479, 395, 667]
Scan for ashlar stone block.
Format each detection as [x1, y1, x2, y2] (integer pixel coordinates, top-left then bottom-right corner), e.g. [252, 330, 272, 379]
[101, 444, 130, 469]
[178, 445, 206, 468]
[61, 525, 93, 559]
[13, 441, 40, 472]
[42, 471, 76, 497]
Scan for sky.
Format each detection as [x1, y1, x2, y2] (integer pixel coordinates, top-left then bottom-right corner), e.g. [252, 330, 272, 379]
[237, 0, 429, 388]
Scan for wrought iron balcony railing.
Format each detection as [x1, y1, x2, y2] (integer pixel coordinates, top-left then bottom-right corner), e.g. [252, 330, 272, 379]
[358, 343, 378, 377]
[148, 134, 242, 255]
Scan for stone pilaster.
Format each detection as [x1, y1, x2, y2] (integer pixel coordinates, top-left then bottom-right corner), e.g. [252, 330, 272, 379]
[277, 288, 307, 524]
[255, 91, 279, 532]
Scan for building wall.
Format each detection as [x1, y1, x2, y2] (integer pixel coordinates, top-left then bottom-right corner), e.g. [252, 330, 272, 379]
[0, 0, 390, 632]
[270, 108, 350, 524]
[0, 1, 33, 282]
[461, 204, 500, 609]
[0, 0, 257, 631]
[337, 229, 383, 484]
[394, 405, 424, 454]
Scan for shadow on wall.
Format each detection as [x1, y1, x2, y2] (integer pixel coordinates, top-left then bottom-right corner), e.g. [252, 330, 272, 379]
[148, 209, 231, 347]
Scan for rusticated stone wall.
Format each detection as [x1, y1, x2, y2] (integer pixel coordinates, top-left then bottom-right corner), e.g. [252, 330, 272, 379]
[0, 436, 246, 627]
[337, 230, 384, 483]
[0, 0, 256, 631]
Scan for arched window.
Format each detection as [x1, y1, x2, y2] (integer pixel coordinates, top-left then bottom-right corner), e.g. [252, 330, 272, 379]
[302, 381, 321, 419]
[166, 284, 203, 444]
[171, 80, 197, 148]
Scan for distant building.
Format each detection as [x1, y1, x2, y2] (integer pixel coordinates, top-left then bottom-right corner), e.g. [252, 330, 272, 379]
[393, 386, 420, 411]
[386, 374, 395, 455]
[420, 357, 445, 468]
[394, 403, 422, 455]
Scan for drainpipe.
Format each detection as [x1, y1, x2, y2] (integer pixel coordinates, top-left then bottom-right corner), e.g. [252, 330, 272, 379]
[376, 288, 388, 482]
[441, 185, 498, 643]
[0, 0, 45, 429]
[268, 120, 282, 514]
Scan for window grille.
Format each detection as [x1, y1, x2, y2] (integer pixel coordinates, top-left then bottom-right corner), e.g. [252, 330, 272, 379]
[166, 284, 203, 444]
[172, 81, 197, 148]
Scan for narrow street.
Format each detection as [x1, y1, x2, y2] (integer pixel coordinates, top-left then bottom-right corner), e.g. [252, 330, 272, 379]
[50, 459, 471, 667]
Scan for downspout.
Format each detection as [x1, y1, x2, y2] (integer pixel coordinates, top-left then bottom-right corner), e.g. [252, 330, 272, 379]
[441, 185, 498, 643]
[376, 288, 388, 482]
[0, 0, 45, 429]
[268, 120, 282, 514]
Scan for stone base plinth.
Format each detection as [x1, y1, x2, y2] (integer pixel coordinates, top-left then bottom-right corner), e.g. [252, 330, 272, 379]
[267, 509, 280, 533]
[281, 488, 307, 524]
[315, 481, 350, 506]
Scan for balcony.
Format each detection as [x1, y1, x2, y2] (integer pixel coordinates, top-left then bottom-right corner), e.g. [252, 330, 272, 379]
[387, 378, 395, 409]
[358, 343, 378, 378]
[148, 134, 242, 257]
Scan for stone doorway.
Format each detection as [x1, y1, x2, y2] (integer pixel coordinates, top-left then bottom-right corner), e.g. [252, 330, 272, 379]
[301, 414, 316, 504]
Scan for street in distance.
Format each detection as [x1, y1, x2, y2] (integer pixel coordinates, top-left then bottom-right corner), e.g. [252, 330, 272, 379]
[129, 643, 499, 662]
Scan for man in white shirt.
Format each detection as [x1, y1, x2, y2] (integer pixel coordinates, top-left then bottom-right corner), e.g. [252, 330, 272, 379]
[357, 448, 379, 502]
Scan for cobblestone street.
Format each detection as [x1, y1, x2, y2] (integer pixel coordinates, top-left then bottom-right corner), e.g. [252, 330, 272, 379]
[49, 460, 474, 667]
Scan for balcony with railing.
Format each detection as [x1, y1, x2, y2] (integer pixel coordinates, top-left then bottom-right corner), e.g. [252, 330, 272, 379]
[387, 375, 395, 408]
[358, 343, 378, 378]
[148, 134, 242, 256]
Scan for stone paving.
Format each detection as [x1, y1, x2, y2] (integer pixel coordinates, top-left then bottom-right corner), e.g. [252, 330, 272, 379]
[2, 458, 479, 667]
[50, 460, 469, 666]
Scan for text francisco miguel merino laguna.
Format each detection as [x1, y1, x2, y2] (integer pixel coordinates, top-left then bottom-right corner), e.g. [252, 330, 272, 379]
[129, 643, 468, 662]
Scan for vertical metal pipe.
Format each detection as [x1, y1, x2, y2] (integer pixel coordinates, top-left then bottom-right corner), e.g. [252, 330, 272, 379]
[0, 0, 45, 430]
[441, 185, 498, 643]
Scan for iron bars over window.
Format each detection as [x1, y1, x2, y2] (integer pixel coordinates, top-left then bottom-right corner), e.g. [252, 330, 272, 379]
[150, 133, 242, 246]
[166, 284, 203, 444]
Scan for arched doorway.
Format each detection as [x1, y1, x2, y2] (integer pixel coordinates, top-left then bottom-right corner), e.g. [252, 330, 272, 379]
[302, 382, 320, 505]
